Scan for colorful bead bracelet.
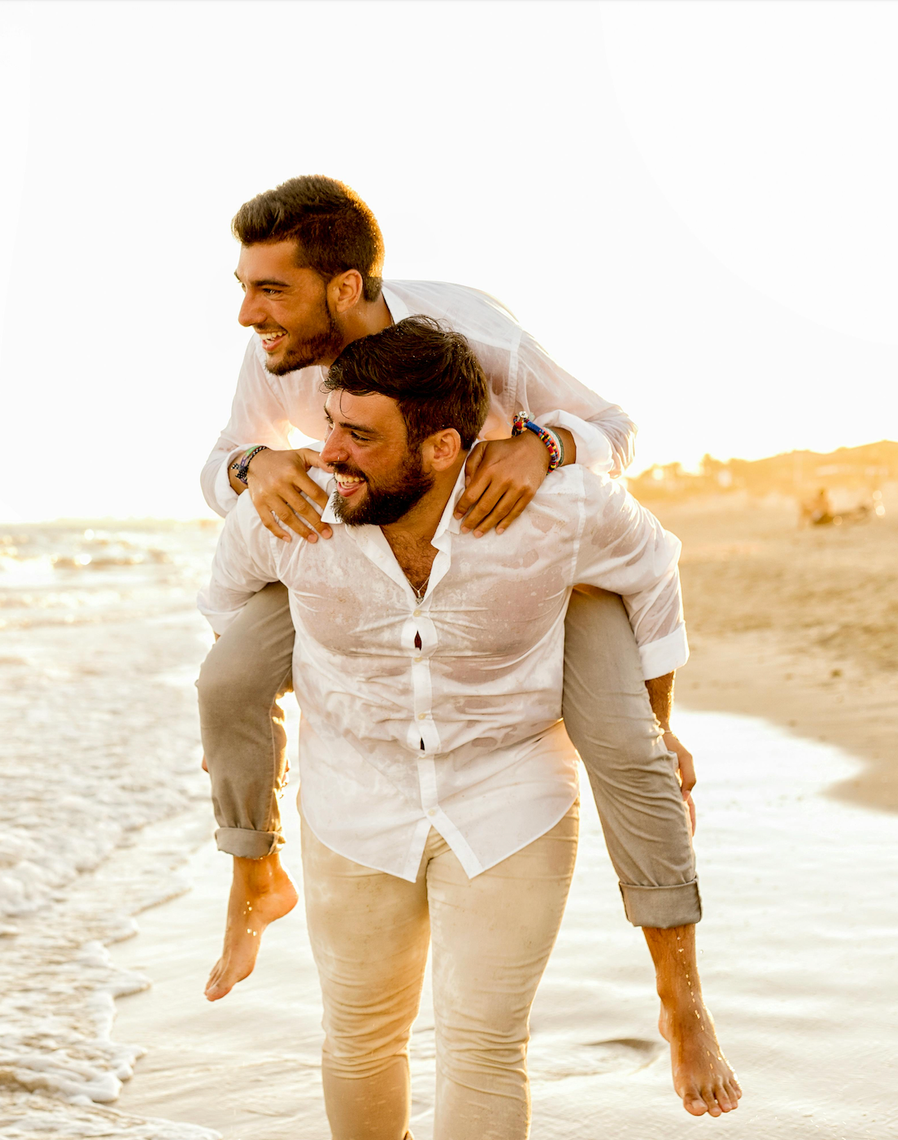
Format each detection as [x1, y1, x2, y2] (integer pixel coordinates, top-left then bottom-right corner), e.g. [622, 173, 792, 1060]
[510, 412, 564, 471]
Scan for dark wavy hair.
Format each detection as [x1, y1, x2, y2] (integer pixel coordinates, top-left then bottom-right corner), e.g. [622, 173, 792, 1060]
[232, 175, 384, 302]
[324, 317, 490, 450]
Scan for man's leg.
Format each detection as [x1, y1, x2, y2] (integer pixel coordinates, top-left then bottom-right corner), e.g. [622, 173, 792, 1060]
[196, 581, 298, 1000]
[645, 924, 742, 1116]
[563, 586, 739, 1114]
[301, 812, 430, 1140]
[428, 805, 579, 1140]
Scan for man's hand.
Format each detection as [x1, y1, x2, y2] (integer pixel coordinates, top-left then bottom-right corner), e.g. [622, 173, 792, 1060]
[244, 448, 333, 543]
[455, 429, 572, 537]
[663, 729, 696, 835]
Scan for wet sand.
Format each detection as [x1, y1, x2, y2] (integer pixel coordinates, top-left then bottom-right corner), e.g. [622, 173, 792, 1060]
[648, 492, 898, 813]
[112, 709, 898, 1139]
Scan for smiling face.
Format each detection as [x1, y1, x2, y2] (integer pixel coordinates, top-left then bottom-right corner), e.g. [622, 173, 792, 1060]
[319, 390, 434, 527]
[235, 240, 345, 374]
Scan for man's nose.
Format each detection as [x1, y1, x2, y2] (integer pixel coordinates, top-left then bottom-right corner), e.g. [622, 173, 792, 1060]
[238, 290, 265, 328]
[319, 430, 345, 467]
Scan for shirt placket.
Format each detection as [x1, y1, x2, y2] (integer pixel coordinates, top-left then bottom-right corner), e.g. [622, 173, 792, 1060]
[404, 599, 440, 758]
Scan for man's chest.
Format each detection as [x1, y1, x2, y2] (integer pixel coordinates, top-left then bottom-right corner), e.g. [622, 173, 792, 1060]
[282, 531, 573, 662]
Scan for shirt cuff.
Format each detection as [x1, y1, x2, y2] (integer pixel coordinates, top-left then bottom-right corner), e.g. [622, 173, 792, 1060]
[213, 448, 244, 514]
[532, 410, 614, 474]
[196, 587, 245, 638]
[639, 624, 689, 680]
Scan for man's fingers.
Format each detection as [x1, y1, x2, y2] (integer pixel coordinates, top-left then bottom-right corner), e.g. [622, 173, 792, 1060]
[663, 730, 696, 794]
[461, 442, 486, 491]
[257, 502, 294, 543]
[494, 491, 535, 534]
[684, 792, 696, 836]
[677, 747, 696, 794]
[291, 467, 330, 509]
[252, 491, 332, 542]
[278, 492, 333, 540]
[465, 490, 531, 537]
[456, 461, 489, 517]
[458, 482, 507, 534]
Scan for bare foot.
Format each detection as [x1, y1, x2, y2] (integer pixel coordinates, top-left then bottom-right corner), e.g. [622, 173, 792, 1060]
[205, 853, 298, 1001]
[659, 998, 742, 1117]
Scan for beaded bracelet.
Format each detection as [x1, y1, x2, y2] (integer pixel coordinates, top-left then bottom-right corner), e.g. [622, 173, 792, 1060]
[510, 412, 564, 471]
[230, 444, 270, 486]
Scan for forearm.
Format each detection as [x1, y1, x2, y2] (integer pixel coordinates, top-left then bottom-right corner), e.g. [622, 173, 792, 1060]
[645, 671, 675, 730]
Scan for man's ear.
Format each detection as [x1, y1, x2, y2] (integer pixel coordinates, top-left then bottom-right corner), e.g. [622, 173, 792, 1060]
[422, 428, 462, 472]
[328, 270, 364, 314]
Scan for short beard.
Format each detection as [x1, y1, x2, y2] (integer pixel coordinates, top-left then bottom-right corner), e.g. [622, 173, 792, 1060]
[263, 305, 344, 376]
[331, 449, 435, 527]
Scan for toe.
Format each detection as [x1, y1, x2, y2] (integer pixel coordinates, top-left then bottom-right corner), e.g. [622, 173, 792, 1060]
[205, 978, 232, 1002]
[683, 1094, 708, 1117]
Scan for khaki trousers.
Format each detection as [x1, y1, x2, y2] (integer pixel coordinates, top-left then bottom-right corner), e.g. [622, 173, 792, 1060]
[197, 583, 701, 927]
[301, 802, 579, 1140]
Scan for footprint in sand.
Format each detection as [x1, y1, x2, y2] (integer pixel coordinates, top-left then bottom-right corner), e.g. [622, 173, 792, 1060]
[585, 1038, 665, 1070]
[534, 1037, 664, 1081]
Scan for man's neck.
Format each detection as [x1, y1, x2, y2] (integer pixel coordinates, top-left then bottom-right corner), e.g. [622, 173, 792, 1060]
[324, 293, 393, 366]
[381, 459, 464, 552]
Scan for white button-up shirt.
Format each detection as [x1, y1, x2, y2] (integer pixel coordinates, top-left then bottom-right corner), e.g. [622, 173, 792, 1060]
[201, 280, 637, 518]
[198, 465, 687, 882]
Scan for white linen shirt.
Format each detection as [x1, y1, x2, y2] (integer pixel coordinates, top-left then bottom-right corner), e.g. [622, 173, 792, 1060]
[197, 465, 688, 882]
[201, 281, 637, 518]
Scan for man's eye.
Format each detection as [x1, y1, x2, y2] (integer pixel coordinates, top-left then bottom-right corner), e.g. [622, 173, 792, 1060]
[350, 432, 369, 442]
[263, 288, 281, 296]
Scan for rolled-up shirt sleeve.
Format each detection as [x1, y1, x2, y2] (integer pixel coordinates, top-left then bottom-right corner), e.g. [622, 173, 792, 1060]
[515, 332, 638, 477]
[573, 471, 688, 679]
[197, 493, 282, 634]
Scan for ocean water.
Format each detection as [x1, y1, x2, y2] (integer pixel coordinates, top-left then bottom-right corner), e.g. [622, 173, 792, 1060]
[0, 520, 222, 1138]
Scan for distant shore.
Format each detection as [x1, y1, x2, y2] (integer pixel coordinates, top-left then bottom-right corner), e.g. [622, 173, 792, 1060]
[644, 491, 898, 814]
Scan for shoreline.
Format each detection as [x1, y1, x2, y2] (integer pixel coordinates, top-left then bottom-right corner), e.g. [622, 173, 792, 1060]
[643, 493, 898, 816]
[678, 628, 898, 814]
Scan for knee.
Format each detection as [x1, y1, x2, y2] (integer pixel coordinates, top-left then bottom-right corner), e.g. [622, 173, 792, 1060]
[196, 636, 279, 721]
[437, 1015, 528, 1086]
[322, 1014, 413, 1080]
[565, 700, 663, 777]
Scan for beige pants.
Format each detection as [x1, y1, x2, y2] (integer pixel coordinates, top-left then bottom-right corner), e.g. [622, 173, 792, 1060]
[301, 802, 579, 1140]
[198, 583, 700, 927]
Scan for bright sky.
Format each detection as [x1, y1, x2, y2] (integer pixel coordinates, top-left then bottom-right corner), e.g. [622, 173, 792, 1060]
[1, 0, 896, 521]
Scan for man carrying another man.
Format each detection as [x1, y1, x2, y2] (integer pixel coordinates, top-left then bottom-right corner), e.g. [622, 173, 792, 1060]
[199, 317, 740, 1136]
[197, 176, 739, 1119]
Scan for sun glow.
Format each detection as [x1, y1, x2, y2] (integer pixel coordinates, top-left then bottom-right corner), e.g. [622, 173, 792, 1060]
[1, 1, 895, 521]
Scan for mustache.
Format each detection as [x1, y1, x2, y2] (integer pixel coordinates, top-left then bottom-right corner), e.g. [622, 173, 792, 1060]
[330, 462, 367, 480]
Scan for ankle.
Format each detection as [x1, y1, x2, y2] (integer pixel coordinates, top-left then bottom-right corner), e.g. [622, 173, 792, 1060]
[657, 978, 703, 1011]
[233, 852, 284, 890]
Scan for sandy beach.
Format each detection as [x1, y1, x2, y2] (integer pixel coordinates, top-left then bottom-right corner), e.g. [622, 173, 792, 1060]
[644, 489, 898, 814]
[1, 494, 896, 1137]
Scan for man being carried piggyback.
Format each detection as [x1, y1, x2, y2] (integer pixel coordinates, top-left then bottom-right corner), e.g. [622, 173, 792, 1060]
[197, 176, 740, 1119]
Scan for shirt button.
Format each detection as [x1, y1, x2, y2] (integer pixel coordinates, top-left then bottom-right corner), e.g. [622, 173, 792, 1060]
[418, 712, 427, 720]
[427, 808, 436, 817]
[413, 608, 421, 617]
[414, 655, 423, 663]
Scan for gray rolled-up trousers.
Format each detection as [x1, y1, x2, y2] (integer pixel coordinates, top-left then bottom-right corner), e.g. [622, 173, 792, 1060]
[197, 582, 701, 928]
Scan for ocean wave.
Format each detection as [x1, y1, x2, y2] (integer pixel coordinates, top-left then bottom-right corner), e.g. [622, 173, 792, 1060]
[0, 522, 224, 1138]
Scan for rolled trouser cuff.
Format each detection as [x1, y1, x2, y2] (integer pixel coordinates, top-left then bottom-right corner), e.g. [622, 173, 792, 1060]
[215, 826, 284, 859]
[619, 878, 702, 928]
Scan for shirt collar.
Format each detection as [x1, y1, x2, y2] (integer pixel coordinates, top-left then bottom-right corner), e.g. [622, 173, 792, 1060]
[380, 283, 410, 326]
